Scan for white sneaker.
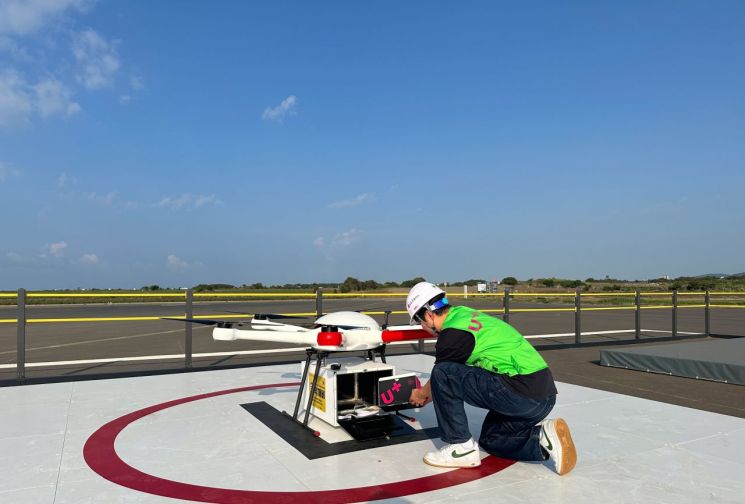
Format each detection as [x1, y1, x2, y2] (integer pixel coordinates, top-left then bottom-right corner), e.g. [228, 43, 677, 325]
[423, 438, 481, 468]
[539, 418, 577, 475]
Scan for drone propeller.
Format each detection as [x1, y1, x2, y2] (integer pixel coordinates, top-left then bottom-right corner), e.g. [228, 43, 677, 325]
[160, 317, 243, 328]
[220, 311, 309, 321]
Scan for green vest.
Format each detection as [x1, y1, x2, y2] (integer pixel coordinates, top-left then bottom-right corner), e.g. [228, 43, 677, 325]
[440, 305, 548, 376]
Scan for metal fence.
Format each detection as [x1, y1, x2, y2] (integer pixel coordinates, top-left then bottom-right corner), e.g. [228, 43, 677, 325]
[2, 288, 744, 384]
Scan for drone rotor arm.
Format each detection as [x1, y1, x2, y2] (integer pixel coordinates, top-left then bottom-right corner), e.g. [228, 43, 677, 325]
[380, 328, 431, 343]
[249, 318, 309, 332]
[214, 327, 323, 346]
[161, 317, 240, 327]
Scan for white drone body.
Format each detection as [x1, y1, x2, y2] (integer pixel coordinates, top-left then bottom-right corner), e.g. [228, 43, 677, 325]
[212, 311, 429, 351]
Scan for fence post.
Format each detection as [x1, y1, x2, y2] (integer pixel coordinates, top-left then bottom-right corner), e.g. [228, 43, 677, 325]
[503, 287, 510, 324]
[185, 288, 193, 368]
[574, 287, 581, 344]
[704, 289, 710, 337]
[635, 289, 641, 340]
[17, 288, 26, 383]
[463, 284, 468, 299]
[316, 287, 323, 318]
[672, 289, 678, 338]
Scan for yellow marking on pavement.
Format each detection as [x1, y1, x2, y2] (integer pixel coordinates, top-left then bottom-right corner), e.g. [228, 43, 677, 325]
[27, 293, 185, 297]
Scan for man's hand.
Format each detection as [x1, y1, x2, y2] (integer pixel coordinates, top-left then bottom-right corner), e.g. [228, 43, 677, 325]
[409, 387, 431, 407]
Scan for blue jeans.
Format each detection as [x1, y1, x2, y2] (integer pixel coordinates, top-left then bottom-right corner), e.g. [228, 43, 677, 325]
[430, 361, 555, 461]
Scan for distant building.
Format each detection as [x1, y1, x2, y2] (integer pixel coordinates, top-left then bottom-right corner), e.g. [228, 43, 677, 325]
[476, 281, 500, 293]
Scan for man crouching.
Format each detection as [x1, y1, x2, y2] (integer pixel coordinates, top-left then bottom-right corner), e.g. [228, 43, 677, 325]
[407, 282, 577, 475]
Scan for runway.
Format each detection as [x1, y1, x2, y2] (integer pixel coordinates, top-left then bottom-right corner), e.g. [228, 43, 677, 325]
[1, 298, 741, 383]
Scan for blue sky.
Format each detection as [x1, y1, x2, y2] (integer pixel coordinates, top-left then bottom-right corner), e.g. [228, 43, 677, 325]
[1, 1, 744, 289]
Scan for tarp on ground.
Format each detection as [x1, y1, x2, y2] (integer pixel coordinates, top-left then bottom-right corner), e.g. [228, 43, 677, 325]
[600, 338, 745, 385]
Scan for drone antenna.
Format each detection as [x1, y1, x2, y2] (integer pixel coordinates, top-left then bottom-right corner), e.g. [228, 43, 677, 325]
[383, 310, 391, 329]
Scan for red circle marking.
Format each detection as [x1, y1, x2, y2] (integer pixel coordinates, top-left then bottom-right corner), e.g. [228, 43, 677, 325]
[84, 382, 515, 503]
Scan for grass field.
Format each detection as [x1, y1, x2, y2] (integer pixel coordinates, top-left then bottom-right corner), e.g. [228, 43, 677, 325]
[1, 282, 744, 307]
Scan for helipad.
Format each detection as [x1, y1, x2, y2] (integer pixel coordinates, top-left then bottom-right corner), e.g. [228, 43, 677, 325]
[1, 354, 743, 503]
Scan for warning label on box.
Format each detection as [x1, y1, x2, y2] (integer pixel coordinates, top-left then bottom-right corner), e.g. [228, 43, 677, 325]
[308, 373, 326, 412]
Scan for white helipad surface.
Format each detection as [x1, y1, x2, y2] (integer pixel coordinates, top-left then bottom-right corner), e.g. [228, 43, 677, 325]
[1, 354, 744, 503]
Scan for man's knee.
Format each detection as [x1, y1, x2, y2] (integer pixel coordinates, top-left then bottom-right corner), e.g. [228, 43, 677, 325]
[431, 361, 467, 382]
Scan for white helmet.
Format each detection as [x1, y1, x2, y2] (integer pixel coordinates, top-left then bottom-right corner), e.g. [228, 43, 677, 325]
[406, 281, 448, 323]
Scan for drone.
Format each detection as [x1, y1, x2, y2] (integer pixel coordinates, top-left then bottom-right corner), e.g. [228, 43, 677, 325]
[164, 310, 430, 352]
[164, 310, 433, 430]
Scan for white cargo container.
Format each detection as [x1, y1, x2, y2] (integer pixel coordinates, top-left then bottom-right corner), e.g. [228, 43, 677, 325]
[299, 357, 395, 427]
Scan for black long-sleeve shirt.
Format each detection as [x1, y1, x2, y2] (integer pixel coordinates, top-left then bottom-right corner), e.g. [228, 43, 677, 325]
[435, 327, 557, 399]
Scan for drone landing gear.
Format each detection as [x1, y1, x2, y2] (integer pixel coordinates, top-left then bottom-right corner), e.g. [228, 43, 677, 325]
[284, 348, 327, 433]
[285, 345, 390, 431]
[366, 343, 387, 363]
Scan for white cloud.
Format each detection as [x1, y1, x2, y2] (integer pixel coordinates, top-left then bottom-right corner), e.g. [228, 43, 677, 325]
[0, 0, 89, 37]
[1, 4, 134, 130]
[5, 242, 101, 269]
[313, 228, 364, 261]
[332, 228, 363, 247]
[86, 191, 116, 205]
[33, 79, 80, 117]
[46, 241, 68, 256]
[0, 69, 32, 127]
[130, 74, 144, 90]
[166, 254, 189, 270]
[57, 171, 78, 188]
[119, 75, 143, 105]
[329, 193, 372, 209]
[80, 253, 98, 265]
[6, 240, 70, 265]
[262, 95, 297, 123]
[0, 161, 22, 182]
[0, 70, 80, 127]
[194, 194, 221, 207]
[155, 193, 223, 210]
[313, 236, 331, 260]
[73, 28, 121, 90]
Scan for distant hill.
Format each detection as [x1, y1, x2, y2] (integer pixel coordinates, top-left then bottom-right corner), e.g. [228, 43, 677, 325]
[691, 272, 745, 279]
